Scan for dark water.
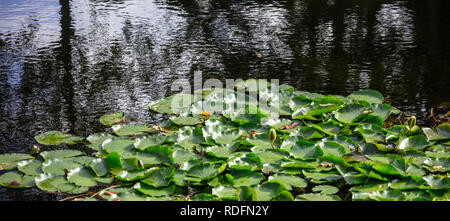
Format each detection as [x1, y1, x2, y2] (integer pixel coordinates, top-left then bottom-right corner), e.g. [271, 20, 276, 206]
[0, 0, 449, 200]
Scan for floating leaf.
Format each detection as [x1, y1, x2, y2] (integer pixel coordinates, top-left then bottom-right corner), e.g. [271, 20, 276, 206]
[17, 160, 42, 176]
[134, 135, 167, 151]
[40, 149, 84, 160]
[148, 93, 194, 114]
[238, 186, 257, 201]
[0, 153, 34, 170]
[0, 171, 34, 188]
[212, 186, 238, 201]
[42, 158, 81, 176]
[187, 163, 223, 181]
[170, 116, 203, 126]
[335, 104, 366, 124]
[35, 174, 89, 194]
[228, 153, 262, 171]
[134, 182, 175, 197]
[99, 112, 124, 126]
[141, 167, 174, 187]
[268, 173, 307, 190]
[112, 124, 153, 136]
[86, 133, 115, 151]
[230, 170, 265, 187]
[135, 146, 174, 166]
[312, 185, 339, 194]
[101, 137, 135, 154]
[254, 181, 285, 201]
[67, 167, 98, 187]
[35, 131, 83, 145]
[348, 89, 384, 104]
[295, 193, 341, 201]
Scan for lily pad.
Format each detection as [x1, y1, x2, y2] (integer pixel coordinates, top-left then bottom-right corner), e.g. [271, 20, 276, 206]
[0, 171, 34, 188]
[17, 160, 43, 176]
[312, 185, 339, 194]
[228, 153, 262, 171]
[170, 116, 204, 126]
[40, 149, 84, 160]
[254, 181, 286, 201]
[230, 169, 265, 187]
[67, 167, 98, 187]
[35, 174, 89, 194]
[187, 163, 224, 181]
[348, 89, 384, 104]
[0, 153, 34, 170]
[212, 186, 238, 201]
[141, 167, 174, 187]
[99, 112, 125, 126]
[41, 158, 82, 176]
[335, 103, 366, 124]
[295, 193, 341, 201]
[134, 135, 167, 151]
[112, 124, 153, 136]
[268, 173, 307, 190]
[35, 131, 83, 145]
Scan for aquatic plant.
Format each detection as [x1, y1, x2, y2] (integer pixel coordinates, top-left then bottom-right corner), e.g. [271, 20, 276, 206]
[0, 81, 449, 201]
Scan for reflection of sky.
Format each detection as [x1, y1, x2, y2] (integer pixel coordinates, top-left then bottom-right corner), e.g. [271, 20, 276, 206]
[0, 0, 61, 48]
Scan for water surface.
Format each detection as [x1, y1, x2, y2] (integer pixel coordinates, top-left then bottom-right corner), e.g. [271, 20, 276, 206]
[1, 0, 449, 200]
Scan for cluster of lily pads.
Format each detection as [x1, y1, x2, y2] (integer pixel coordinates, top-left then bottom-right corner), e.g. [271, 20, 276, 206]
[0, 80, 449, 201]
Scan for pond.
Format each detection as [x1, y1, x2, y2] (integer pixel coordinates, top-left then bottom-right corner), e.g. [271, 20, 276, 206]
[0, 0, 449, 200]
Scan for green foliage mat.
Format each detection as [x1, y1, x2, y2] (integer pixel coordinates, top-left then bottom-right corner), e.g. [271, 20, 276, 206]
[1, 80, 449, 201]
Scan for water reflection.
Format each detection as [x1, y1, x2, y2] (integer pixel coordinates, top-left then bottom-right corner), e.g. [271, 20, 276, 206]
[0, 0, 449, 200]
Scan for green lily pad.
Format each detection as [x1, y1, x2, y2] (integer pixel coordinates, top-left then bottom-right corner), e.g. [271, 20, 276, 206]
[230, 170, 265, 187]
[228, 153, 263, 171]
[397, 135, 431, 152]
[212, 186, 238, 201]
[135, 146, 174, 166]
[148, 93, 194, 114]
[101, 137, 135, 154]
[134, 135, 167, 151]
[423, 175, 449, 189]
[17, 160, 43, 176]
[141, 167, 174, 187]
[335, 103, 366, 124]
[35, 131, 83, 145]
[423, 158, 449, 172]
[89, 158, 108, 177]
[295, 193, 341, 201]
[302, 171, 342, 183]
[67, 167, 98, 187]
[86, 133, 115, 151]
[187, 163, 224, 181]
[254, 181, 286, 201]
[0, 171, 34, 188]
[116, 169, 149, 182]
[112, 124, 153, 136]
[0, 153, 34, 170]
[238, 186, 257, 201]
[40, 149, 84, 160]
[290, 140, 321, 160]
[176, 126, 205, 148]
[41, 158, 82, 176]
[35, 174, 89, 194]
[134, 182, 175, 197]
[268, 173, 307, 190]
[312, 185, 339, 194]
[99, 112, 125, 126]
[348, 89, 384, 104]
[170, 116, 204, 126]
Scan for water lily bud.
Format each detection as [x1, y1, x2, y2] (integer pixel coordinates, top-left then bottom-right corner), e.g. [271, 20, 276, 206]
[30, 145, 40, 155]
[407, 116, 416, 129]
[409, 125, 420, 136]
[268, 128, 277, 149]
